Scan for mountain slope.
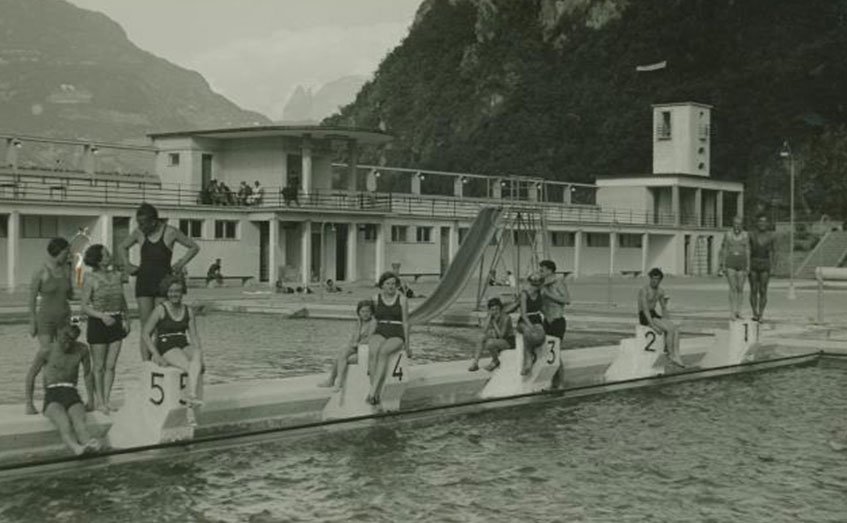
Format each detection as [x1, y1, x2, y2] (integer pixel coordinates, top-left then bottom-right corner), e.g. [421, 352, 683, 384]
[0, 0, 269, 143]
[326, 0, 847, 217]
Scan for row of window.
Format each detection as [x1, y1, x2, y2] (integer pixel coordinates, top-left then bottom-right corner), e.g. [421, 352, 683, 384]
[483, 231, 643, 248]
[391, 225, 432, 243]
[178, 219, 237, 240]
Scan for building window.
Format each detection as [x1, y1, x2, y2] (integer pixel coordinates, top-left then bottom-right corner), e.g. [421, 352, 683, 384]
[458, 228, 469, 244]
[0, 216, 6, 238]
[416, 226, 432, 243]
[551, 231, 574, 247]
[21, 216, 58, 238]
[391, 225, 408, 243]
[179, 219, 203, 239]
[618, 234, 643, 248]
[360, 224, 377, 241]
[657, 110, 671, 140]
[586, 233, 610, 247]
[214, 220, 237, 239]
[513, 230, 533, 246]
[168, 153, 180, 166]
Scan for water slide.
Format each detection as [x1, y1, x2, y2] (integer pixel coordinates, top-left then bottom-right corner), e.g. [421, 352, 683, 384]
[409, 206, 503, 325]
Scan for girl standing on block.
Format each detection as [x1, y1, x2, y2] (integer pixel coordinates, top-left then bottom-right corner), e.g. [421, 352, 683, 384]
[120, 203, 199, 361]
[319, 300, 377, 390]
[719, 216, 750, 320]
[80, 245, 129, 413]
[141, 276, 204, 413]
[367, 272, 411, 406]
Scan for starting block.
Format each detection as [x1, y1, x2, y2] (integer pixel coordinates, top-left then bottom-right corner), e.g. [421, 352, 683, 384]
[604, 325, 665, 382]
[322, 345, 409, 420]
[107, 362, 198, 448]
[700, 319, 759, 368]
[480, 335, 561, 399]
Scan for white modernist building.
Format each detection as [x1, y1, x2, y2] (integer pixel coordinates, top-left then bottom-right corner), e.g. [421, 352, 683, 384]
[0, 102, 742, 290]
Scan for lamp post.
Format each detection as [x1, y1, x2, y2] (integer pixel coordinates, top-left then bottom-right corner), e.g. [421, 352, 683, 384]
[780, 140, 796, 300]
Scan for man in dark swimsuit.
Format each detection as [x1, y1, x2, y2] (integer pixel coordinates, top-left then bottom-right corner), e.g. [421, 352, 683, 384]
[24, 324, 101, 455]
[748, 215, 776, 321]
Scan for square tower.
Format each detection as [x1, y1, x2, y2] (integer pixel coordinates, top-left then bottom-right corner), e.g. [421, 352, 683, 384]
[652, 102, 712, 177]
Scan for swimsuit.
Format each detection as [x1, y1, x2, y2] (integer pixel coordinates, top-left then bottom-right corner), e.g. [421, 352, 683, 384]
[42, 383, 82, 413]
[136, 228, 173, 298]
[638, 309, 661, 326]
[86, 271, 128, 345]
[35, 267, 72, 341]
[374, 294, 404, 341]
[155, 304, 190, 356]
[520, 291, 545, 326]
[723, 231, 749, 271]
[749, 232, 773, 272]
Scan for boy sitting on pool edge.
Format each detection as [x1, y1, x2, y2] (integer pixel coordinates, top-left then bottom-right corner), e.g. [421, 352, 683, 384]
[469, 297, 515, 372]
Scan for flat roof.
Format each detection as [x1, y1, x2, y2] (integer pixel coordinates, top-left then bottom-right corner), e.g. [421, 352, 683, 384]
[148, 125, 393, 145]
[650, 101, 713, 109]
[596, 172, 743, 188]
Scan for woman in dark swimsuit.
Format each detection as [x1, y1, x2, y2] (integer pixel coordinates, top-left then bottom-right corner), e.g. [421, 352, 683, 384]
[141, 275, 204, 414]
[748, 214, 776, 321]
[120, 203, 199, 360]
[25, 238, 74, 414]
[367, 272, 411, 405]
[518, 273, 547, 375]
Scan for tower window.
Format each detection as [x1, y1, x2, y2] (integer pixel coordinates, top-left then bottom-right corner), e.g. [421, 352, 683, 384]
[657, 111, 671, 140]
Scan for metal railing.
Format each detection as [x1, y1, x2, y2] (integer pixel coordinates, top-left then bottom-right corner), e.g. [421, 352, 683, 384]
[0, 170, 728, 229]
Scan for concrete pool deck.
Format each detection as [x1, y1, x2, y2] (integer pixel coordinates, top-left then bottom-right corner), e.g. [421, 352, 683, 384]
[2, 275, 847, 339]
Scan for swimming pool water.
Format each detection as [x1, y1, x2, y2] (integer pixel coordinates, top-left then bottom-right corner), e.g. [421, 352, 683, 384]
[1, 365, 845, 522]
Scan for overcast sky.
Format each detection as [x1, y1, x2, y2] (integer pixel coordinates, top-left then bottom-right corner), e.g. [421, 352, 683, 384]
[68, 0, 422, 119]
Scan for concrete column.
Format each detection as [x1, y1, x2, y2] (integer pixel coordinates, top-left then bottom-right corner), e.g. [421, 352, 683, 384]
[711, 234, 722, 274]
[5, 139, 18, 170]
[448, 222, 459, 262]
[6, 211, 19, 292]
[374, 222, 386, 281]
[411, 173, 422, 195]
[688, 234, 698, 276]
[641, 232, 650, 274]
[98, 214, 112, 249]
[735, 191, 743, 219]
[301, 136, 312, 195]
[573, 230, 583, 278]
[491, 178, 502, 199]
[671, 185, 680, 227]
[528, 182, 539, 202]
[694, 188, 702, 227]
[716, 191, 724, 228]
[300, 220, 312, 285]
[346, 140, 358, 192]
[453, 177, 463, 198]
[346, 223, 358, 282]
[609, 231, 617, 277]
[563, 185, 572, 204]
[84, 145, 95, 176]
[268, 218, 279, 287]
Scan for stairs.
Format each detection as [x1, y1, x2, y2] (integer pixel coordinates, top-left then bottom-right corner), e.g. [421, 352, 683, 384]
[794, 230, 847, 279]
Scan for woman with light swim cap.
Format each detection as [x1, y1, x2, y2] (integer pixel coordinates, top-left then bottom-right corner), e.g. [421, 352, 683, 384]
[718, 215, 750, 320]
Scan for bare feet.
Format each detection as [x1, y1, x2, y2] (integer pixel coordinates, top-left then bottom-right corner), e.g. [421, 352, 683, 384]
[25, 403, 37, 415]
[484, 360, 500, 372]
[468, 362, 480, 372]
[317, 378, 334, 388]
[332, 384, 342, 392]
[185, 407, 197, 427]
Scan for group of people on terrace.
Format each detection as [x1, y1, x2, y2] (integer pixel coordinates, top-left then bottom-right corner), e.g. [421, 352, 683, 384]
[201, 179, 264, 206]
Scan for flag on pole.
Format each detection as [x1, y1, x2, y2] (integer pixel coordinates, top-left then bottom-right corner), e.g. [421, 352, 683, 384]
[636, 60, 667, 72]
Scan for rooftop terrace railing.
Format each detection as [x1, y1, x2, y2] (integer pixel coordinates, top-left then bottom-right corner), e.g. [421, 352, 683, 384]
[0, 169, 719, 229]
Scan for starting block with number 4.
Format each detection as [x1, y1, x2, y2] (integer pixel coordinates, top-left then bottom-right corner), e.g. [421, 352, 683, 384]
[107, 362, 199, 448]
[322, 345, 409, 420]
[480, 335, 561, 398]
[604, 325, 665, 382]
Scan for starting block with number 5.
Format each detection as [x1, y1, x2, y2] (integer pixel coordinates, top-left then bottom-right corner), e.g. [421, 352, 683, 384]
[322, 345, 409, 420]
[604, 325, 665, 382]
[480, 335, 561, 399]
[107, 362, 198, 448]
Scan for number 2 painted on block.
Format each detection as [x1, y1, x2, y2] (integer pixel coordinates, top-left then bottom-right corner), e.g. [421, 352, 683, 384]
[644, 331, 657, 352]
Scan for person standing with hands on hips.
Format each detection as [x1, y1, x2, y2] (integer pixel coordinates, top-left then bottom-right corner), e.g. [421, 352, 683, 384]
[119, 203, 199, 361]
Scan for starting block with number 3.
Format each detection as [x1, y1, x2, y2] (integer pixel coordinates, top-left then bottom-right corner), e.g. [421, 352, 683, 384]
[107, 362, 198, 448]
[480, 335, 561, 398]
[322, 345, 409, 420]
[604, 325, 665, 382]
